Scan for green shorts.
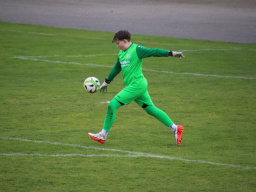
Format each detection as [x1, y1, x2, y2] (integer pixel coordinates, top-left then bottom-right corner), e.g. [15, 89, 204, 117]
[114, 84, 153, 107]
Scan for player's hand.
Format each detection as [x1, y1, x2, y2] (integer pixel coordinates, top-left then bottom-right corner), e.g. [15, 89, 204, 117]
[100, 81, 109, 92]
[172, 51, 185, 60]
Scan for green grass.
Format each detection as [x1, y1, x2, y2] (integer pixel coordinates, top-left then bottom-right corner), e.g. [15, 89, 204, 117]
[0, 21, 255, 192]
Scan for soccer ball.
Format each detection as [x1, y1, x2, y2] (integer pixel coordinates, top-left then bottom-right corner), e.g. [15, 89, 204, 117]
[83, 77, 100, 93]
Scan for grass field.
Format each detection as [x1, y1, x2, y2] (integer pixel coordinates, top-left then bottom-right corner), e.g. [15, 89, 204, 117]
[0, 21, 255, 192]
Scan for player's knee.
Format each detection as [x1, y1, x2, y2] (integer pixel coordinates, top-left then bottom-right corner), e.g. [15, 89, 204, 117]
[144, 105, 155, 116]
[107, 99, 123, 112]
[107, 101, 115, 112]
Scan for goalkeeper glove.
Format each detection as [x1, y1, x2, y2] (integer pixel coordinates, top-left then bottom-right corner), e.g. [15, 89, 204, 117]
[169, 51, 185, 60]
[100, 78, 111, 92]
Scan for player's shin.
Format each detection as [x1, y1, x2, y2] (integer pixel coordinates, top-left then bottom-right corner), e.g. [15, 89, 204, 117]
[102, 99, 122, 133]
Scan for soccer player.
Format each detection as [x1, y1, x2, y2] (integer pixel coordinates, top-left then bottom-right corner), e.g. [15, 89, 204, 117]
[88, 30, 184, 145]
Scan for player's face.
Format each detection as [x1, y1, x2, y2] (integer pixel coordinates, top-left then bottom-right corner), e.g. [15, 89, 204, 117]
[115, 40, 126, 51]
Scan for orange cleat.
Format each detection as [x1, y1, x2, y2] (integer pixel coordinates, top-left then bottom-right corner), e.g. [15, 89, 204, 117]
[88, 132, 106, 144]
[174, 125, 183, 145]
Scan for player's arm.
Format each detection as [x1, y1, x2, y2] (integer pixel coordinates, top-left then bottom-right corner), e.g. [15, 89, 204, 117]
[168, 51, 185, 60]
[100, 58, 121, 92]
[136, 45, 184, 60]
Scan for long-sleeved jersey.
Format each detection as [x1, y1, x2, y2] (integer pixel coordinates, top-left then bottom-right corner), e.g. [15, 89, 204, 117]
[107, 43, 169, 87]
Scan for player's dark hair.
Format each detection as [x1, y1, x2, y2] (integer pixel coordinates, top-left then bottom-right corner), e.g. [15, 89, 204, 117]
[112, 30, 131, 43]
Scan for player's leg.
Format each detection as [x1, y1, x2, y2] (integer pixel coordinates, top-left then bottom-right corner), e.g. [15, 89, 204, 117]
[103, 98, 123, 132]
[88, 98, 123, 144]
[144, 105, 174, 127]
[88, 84, 146, 144]
[135, 91, 183, 145]
[143, 104, 183, 145]
[134, 90, 173, 126]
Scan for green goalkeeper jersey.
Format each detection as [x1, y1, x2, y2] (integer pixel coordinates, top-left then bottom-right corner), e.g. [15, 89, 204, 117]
[107, 43, 169, 87]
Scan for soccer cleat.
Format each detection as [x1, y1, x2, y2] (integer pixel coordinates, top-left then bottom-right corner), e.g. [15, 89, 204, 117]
[174, 125, 183, 145]
[88, 132, 106, 144]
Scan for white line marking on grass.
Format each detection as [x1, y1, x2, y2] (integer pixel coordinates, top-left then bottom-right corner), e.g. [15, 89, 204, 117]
[12, 56, 256, 80]
[14, 54, 117, 58]
[1, 137, 255, 170]
[142, 68, 256, 80]
[27, 32, 58, 36]
[0, 153, 145, 158]
[100, 101, 110, 104]
[66, 54, 117, 57]
[13, 56, 112, 68]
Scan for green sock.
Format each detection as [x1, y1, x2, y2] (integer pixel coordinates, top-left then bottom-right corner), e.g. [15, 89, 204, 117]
[103, 99, 122, 132]
[144, 105, 174, 127]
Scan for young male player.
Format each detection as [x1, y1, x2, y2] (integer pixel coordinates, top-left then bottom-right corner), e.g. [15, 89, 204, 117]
[88, 30, 184, 145]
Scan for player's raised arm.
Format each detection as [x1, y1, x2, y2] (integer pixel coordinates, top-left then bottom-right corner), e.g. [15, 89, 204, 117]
[136, 45, 185, 60]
